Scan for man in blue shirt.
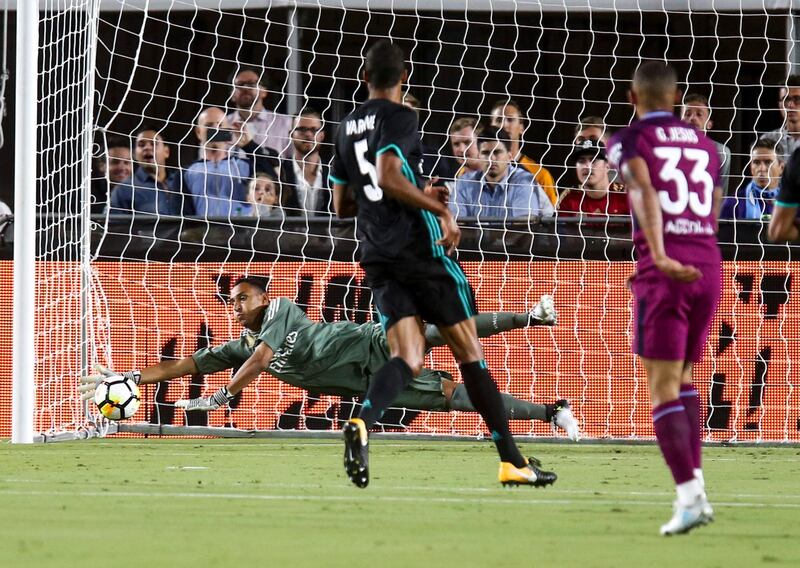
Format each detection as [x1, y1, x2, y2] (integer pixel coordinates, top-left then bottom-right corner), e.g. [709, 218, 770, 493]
[109, 128, 185, 216]
[184, 125, 253, 217]
[721, 138, 783, 220]
[451, 127, 554, 220]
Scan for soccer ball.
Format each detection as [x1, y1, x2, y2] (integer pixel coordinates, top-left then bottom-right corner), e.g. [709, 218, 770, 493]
[94, 376, 141, 420]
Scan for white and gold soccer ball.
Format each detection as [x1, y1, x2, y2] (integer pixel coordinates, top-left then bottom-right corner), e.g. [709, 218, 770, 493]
[93, 376, 141, 420]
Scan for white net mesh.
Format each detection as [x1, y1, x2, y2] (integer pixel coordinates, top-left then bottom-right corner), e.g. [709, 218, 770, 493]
[18, 0, 800, 442]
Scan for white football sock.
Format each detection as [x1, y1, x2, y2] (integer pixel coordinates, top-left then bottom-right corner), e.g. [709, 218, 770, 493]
[694, 468, 705, 487]
[676, 478, 704, 507]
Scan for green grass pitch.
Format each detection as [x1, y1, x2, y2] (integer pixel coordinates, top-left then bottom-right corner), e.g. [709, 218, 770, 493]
[1, 438, 798, 568]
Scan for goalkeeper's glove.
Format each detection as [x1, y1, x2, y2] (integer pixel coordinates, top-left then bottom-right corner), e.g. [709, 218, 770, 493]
[78, 365, 141, 401]
[529, 294, 558, 326]
[175, 387, 235, 412]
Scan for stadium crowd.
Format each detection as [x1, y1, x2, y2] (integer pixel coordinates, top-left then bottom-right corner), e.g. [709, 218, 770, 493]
[87, 68, 800, 224]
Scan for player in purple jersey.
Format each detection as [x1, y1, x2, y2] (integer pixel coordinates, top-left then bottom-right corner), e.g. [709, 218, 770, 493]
[607, 61, 723, 536]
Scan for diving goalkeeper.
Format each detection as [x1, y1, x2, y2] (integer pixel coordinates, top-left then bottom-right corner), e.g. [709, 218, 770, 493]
[79, 277, 579, 439]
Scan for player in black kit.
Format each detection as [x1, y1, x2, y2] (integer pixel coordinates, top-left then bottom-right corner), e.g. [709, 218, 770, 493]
[330, 40, 557, 488]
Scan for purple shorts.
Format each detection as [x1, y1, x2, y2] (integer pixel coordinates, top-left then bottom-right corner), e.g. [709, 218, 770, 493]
[631, 264, 721, 362]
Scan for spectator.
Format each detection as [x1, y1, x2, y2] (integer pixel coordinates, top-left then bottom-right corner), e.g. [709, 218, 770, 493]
[281, 109, 331, 216]
[720, 138, 783, 220]
[449, 117, 482, 178]
[401, 91, 453, 179]
[574, 115, 609, 144]
[184, 117, 253, 218]
[0, 198, 11, 216]
[681, 93, 733, 194]
[196, 106, 279, 178]
[761, 75, 800, 159]
[92, 137, 132, 214]
[226, 67, 292, 155]
[247, 172, 282, 218]
[490, 99, 557, 205]
[109, 128, 185, 216]
[451, 127, 554, 220]
[557, 138, 628, 216]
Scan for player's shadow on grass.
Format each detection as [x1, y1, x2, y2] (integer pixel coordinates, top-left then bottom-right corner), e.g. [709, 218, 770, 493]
[277, 397, 419, 431]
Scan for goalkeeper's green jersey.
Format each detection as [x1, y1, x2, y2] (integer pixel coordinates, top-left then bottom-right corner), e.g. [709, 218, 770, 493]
[191, 297, 446, 398]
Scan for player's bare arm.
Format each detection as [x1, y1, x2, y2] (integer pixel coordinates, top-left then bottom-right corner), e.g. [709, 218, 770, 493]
[625, 156, 701, 282]
[377, 152, 461, 253]
[768, 204, 800, 242]
[333, 183, 358, 218]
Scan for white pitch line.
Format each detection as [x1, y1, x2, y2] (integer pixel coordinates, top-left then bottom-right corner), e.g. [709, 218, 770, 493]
[0, 489, 799, 510]
[1, 478, 798, 502]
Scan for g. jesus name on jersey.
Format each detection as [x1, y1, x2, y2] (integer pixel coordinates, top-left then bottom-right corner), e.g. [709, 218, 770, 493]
[607, 112, 722, 271]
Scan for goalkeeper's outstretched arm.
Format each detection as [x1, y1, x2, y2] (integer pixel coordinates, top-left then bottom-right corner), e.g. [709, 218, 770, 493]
[175, 343, 274, 412]
[79, 356, 200, 400]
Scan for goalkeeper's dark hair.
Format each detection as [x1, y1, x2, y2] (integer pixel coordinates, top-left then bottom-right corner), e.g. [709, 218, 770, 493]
[477, 127, 514, 152]
[633, 60, 678, 100]
[364, 40, 405, 89]
[233, 276, 269, 293]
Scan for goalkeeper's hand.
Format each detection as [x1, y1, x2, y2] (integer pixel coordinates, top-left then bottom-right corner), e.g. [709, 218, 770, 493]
[529, 294, 558, 326]
[175, 387, 235, 412]
[78, 365, 141, 401]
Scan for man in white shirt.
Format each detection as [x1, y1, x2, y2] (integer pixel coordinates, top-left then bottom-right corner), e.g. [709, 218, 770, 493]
[227, 68, 292, 155]
[282, 109, 331, 216]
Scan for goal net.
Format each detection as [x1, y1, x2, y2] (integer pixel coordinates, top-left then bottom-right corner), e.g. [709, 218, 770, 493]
[10, 0, 800, 442]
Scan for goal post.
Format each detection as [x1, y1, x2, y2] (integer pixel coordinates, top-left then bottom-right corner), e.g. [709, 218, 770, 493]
[11, 0, 38, 444]
[8, 0, 800, 443]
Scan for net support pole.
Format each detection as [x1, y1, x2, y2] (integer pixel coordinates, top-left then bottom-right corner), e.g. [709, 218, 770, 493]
[11, 1, 39, 444]
[286, 6, 300, 115]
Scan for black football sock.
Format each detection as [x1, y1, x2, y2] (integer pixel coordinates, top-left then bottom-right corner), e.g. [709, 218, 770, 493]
[459, 361, 527, 468]
[449, 384, 549, 422]
[359, 357, 413, 429]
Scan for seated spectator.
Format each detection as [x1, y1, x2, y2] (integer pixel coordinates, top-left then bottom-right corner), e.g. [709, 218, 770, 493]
[280, 109, 331, 216]
[92, 137, 132, 214]
[451, 128, 554, 220]
[761, 74, 800, 159]
[681, 93, 732, 194]
[184, 122, 253, 217]
[574, 115, 609, 144]
[226, 67, 292, 155]
[449, 117, 482, 178]
[557, 138, 628, 216]
[196, 106, 279, 176]
[109, 128, 185, 216]
[490, 99, 557, 204]
[247, 173, 282, 218]
[721, 139, 783, 220]
[402, 91, 454, 179]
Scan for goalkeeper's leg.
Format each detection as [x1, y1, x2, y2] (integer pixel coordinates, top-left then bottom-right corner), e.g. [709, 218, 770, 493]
[423, 295, 557, 349]
[443, 380, 580, 441]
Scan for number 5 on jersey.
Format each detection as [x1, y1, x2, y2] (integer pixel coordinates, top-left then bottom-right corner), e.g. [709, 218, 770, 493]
[354, 139, 384, 202]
